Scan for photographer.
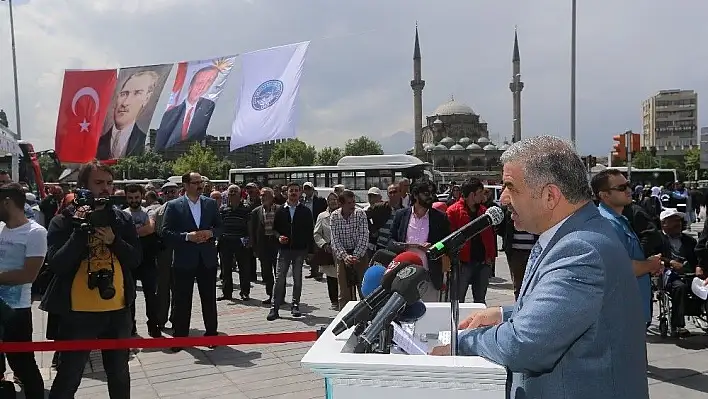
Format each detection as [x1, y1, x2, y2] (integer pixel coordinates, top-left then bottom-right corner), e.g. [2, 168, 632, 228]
[0, 183, 46, 399]
[42, 160, 140, 399]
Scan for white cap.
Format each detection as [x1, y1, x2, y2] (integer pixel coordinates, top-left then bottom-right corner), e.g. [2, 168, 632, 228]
[25, 193, 36, 202]
[368, 187, 382, 196]
[660, 208, 684, 221]
[303, 181, 314, 188]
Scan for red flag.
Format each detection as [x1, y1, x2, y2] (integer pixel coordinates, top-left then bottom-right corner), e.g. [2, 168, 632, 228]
[54, 69, 117, 163]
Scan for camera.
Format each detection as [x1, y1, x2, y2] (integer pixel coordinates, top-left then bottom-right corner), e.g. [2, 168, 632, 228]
[87, 268, 116, 300]
[71, 189, 117, 232]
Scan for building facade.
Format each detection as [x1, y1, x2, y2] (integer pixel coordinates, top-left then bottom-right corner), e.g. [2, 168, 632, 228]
[641, 89, 698, 148]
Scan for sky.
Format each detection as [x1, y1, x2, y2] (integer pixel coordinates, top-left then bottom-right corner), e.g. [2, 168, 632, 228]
[0, 0, 707, 156]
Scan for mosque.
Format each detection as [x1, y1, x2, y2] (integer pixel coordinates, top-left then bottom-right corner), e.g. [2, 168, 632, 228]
[409, 27, 524, 181]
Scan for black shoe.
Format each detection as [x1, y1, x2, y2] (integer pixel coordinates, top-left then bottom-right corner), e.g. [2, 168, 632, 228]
[262, 297, 272, 305]
[240, 292, 251, 301]
[170, 347, 182, 353]
[204, 332, 218, 348]
[291, 304, 302, 317]
[267, 309, 279, 321]
[217, 295, 233, 301]
[148, 325, 162, 338]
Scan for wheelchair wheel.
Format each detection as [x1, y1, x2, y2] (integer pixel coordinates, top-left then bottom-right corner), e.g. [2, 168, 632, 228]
[659, 317, 669, 338]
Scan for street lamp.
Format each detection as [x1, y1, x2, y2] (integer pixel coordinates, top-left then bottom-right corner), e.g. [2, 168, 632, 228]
[2, 0, 22, 139]
[570, 0, 577, 148]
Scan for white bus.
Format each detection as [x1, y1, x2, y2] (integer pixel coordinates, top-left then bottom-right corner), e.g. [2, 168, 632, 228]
[590, 167, 678, 187]
[228, 155, 433, 195]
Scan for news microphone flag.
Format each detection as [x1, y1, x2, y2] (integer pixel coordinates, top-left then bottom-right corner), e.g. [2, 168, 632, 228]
[230, 41, 310, 151]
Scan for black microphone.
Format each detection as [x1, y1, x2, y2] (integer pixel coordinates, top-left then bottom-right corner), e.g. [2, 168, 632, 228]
[359, 264, 428, 346]
[331, 253, 420, 336]
[427, 206, 505, 260]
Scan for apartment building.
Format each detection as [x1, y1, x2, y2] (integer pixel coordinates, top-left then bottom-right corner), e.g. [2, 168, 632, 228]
[641, 89, 698, 149]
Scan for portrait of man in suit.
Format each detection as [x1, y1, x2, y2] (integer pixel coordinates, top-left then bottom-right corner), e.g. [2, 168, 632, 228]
[154, 66, 219, 151]
[96, 70, 159, 160]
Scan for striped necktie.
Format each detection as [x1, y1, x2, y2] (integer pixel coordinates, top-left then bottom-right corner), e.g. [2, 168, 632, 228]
[527, 242, 542, 269]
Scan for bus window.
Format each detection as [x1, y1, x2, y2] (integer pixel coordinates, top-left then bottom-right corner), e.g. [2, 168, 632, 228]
[355, 172, 365, 189]
[329, 172, 340, 186]
[341, 171, 355, 188]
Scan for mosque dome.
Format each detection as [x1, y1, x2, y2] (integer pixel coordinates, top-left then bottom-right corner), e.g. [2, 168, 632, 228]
[433, 99, 475, 116]
[449, 144, 465, 151]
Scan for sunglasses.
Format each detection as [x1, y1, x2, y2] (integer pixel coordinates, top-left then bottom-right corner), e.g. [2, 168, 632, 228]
[608, 183, 630, 192]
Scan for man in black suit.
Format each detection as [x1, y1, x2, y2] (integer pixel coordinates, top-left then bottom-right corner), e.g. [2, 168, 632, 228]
[96, 70, 157, 160]
[161, 172, 223, 351]
[389, 180, 450, 301]
[154, 66, 219, 151]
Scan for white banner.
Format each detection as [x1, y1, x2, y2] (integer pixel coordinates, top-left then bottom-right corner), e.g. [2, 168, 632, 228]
[230, 41, 310, 151]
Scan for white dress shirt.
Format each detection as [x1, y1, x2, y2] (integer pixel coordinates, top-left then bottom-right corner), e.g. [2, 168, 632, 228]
[187, 196, 201, 227]
[110, 123, 134, 159]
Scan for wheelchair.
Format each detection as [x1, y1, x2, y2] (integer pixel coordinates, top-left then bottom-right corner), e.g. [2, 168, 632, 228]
[653, 271, 708, 338]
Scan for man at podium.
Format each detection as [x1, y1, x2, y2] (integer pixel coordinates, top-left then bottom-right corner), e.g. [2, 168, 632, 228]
[432, 136, 649, 399]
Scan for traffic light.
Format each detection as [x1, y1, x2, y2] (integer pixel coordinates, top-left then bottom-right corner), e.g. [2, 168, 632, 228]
[630, 133, 641, 156]
[613, 135, 626, 161]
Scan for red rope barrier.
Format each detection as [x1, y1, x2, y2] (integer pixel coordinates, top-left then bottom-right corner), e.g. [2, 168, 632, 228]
[0, 331, 318, 353]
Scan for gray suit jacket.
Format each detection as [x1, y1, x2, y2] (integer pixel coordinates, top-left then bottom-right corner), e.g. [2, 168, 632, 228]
[459, 202, 649, 399]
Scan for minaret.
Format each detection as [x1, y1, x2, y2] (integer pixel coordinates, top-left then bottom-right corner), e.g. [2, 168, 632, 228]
[411, 25, 425, 157]
[509, 29, 524, 143]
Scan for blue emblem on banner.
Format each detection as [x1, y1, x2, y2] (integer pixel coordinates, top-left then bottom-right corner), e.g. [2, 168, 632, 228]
[252, 79, 284, 111]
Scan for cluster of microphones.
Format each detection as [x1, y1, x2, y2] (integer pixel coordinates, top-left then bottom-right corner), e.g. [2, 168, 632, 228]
[330, 206, 506, 354]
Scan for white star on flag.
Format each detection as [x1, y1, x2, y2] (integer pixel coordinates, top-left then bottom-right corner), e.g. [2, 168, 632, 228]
[78, 118, 90, 132]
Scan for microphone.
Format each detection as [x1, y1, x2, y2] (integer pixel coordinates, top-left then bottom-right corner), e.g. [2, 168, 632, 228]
[397, 300, 426, 323]
[427, 206, 505, 260]
[359, 264, 428, 346]
[331, 251, 424, 336]
[369, 249, 397, 268]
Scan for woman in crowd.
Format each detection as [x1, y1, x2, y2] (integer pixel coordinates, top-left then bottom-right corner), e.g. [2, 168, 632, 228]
[313, 192, 341, 310]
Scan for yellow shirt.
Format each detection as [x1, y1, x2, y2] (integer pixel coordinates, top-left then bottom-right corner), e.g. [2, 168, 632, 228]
[71, 236, 126, 312]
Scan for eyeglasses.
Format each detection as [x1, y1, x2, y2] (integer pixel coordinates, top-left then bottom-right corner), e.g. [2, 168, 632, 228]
[608, 183, 630, 192]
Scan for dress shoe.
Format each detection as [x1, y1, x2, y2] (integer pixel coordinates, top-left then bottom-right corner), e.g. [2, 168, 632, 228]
[148, 325, 162, 339]
[262, 297, 272, 305]
[204, 332, 219, 348]
[266, 309, 279, 321]
[291, 304, 302, 317]
[217, 295, 233, 301]
[240, 292, 251, 301]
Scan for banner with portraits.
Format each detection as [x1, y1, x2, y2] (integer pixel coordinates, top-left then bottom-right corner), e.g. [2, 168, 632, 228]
[153, 56, 236, 152]
[96, 64, 173, 160]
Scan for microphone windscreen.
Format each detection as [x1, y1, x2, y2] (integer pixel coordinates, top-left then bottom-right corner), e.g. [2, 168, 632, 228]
[361, 264, 386, 296]
[369, 249, 397, 268]
[390, 265, 428, 303]
[398, 300, 426, 323]
[391, 251, 424, 267]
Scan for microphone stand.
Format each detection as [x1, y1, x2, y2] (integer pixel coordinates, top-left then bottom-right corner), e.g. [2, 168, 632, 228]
[448, 248, 461, 356]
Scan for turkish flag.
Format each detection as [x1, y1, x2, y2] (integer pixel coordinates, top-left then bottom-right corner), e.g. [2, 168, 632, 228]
[54, 69, 117, 163]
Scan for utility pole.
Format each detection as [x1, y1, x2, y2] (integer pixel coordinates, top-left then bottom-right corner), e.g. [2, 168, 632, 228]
[3, 0, 23, 139]
[570, 0, 577, 148]
[625, 130, 633, 183]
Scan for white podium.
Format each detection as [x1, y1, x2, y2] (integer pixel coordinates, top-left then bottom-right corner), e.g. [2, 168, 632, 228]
[301, 302, 507, 399]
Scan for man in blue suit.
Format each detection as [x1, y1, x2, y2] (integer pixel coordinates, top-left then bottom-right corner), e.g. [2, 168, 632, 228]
[162, 172, 223, 351]
[432, 136, 649, 399]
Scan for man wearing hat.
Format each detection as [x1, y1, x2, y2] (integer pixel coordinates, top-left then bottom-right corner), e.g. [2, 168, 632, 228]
[152, 182, 180, 330]
[301, 182, 327, 279]
[658, 208, 699, 336]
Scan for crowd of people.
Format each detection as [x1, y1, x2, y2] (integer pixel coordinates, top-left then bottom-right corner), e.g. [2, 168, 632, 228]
[1, 140, 708, 397]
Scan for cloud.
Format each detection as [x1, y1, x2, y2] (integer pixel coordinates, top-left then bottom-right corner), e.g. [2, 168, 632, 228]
[0, 0, 707, 156]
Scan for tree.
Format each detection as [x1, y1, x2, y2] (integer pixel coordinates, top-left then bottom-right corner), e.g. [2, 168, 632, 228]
[344, 136, 383, 156]
[172, 143, 226, 179]
[630, 150, 655, 169]
[316, 146, 343, 165]
[112, 151, 174, 180]
[682, 147, 700, 180]
[267, 139, 316, 167]
[38, 154, 62, 182]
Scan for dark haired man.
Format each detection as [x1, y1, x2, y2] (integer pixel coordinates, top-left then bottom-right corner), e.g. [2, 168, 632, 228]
[330, 190, 370, 308]
[267, 182, 313, 321]
[592, 168, 663, 327]
[446, 178, 497, 303]
[43, 160, 140, 398]
[123, 183, 160, 338]
[389, 180, 450, 301]
[162, 172, 223, 351]
[0, 183, 46, 398]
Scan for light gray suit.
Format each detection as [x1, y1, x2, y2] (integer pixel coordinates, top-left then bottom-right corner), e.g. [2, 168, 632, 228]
[459, 202, 649, 399]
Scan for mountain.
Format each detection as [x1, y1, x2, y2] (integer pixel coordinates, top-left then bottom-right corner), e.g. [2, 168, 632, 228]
[379, 131, 414, 154]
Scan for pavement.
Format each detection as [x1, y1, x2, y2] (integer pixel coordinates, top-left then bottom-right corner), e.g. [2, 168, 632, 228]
[4, 225, 708, 398]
